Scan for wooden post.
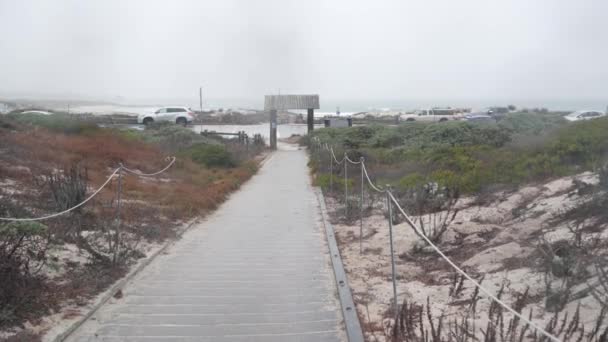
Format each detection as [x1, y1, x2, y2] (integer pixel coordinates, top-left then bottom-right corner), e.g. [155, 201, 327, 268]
[360, 157, 364, 254]
[114, 167, 123, 265]
[344, 156, 348, 217]
[307, 108, 314, 134]
[270, 109, 277, 149]
[386, 186, 398, 318]
[329, 150, 333, 193]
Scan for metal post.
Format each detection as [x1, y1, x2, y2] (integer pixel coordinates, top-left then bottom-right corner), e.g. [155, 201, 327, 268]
[360, 157, 364, 254]
[344, 154, 348, 218]
[386, 186, 398, 318]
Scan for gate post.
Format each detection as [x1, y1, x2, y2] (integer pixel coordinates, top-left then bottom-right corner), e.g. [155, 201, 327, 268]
[307, 108, 314, 134]
[270, 109, 277, 150]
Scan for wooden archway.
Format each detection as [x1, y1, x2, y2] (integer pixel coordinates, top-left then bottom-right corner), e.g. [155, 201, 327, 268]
[264, 94, 320, 149]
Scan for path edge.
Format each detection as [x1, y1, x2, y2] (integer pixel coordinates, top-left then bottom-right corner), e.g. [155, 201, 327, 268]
[50, 218, 199, 342]
[51, 151, 275, 342]
[314, 187, 365, 342]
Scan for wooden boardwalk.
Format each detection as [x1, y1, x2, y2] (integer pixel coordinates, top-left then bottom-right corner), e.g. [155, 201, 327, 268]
[66, 146, 345, 342]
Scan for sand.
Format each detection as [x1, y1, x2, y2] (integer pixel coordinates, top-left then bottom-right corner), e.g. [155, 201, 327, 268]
[327, 172, 605, 341]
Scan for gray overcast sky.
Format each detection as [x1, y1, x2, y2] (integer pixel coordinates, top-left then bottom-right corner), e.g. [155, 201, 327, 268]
[1, 0, 607, 108]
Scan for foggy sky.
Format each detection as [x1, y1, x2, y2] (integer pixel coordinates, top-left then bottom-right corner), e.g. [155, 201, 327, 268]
[1, 0, 607, 108]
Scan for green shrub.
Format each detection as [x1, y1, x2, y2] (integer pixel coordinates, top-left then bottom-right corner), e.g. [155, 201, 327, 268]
[314, 173, 354, 191]
[142, 124, 218, 152]
[184, 144, 235, 168]
[0, 221, 47, 239]
[119, 129, 144, 142]
[312, 116, 608, 196]
[7, 113, 98, 135]
[397, 173, 426, 190]
[550, 117, 608, 168]
[312, 121, 511, 152]
[498, 112, 565, 135]
[421, 122, 511, 148]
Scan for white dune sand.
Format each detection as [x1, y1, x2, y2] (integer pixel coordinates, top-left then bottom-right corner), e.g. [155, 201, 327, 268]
[327, 172, 604, 341]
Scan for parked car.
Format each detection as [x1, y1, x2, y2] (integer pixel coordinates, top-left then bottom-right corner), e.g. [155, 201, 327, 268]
[137, 107, 195, 125]
[564, 110, 606, 122]
[400, 107, 465, 122]
[19, 110, 53, 115]
[464, 114, 494, 122]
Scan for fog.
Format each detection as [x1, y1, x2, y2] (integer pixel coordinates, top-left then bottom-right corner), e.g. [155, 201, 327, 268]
[1, 0, 607, 110]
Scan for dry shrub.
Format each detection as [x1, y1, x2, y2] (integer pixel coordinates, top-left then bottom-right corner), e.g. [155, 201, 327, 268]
[393, 181, 460, 246]
[3, 331, 41, 342]
[0, 221, 50, 328]
[4, 128, 258, 221]
[390, 279, 608, 342]
[54, 261, 127, 306]
[0, 124, 261, 330]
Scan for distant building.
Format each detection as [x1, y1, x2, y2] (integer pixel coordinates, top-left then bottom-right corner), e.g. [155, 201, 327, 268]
[324, 116, 352, 128]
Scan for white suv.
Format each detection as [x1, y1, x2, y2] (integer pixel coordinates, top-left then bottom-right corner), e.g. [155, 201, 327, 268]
[138, 107, 195, 125]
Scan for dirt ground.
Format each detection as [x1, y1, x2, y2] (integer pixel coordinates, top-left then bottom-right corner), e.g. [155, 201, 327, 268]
[326, 172, 606, 341]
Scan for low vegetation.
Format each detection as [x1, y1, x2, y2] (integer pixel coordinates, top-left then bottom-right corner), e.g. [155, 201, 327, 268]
[0, 114, 265, 337]
[313, 113, 606, 195]
[310, 111, 608, 341]
[183, 144, 236, 168]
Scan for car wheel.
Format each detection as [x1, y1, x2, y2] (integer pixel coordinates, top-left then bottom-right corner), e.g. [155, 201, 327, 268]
[143, 117, 154, 125]
[406, 118, 415, 122]
[439, 118, 448, 122]
[176, 117, 187, 126]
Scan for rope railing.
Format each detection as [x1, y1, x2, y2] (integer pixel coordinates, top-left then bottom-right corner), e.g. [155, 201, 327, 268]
[120, 157, 176, 177]
[344, 154, 362, 165]
[0, 168, 121, 222]
[0, 157, 176, 222]
[311, 138, 562, 342]
[361, 162, 384, 193]
[388, 192, 561, 342]
[330, 147, 345, 165]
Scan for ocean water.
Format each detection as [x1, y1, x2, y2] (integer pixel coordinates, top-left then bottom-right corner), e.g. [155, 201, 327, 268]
[192, 123, 322, 141]
[112, 123, 320, 144]
[61, 98, 608, 116]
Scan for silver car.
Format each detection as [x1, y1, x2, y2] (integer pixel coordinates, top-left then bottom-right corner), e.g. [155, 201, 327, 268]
[564, 110, 606, 122]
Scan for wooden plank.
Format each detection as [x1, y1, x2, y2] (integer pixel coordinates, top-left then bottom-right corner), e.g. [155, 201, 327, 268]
[264, 95, 320, 110]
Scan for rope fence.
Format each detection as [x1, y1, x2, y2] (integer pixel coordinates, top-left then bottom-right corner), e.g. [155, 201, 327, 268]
[120, 157, 176, 177]
[0, 157, 176, 222]
[311, 137, 562, 342]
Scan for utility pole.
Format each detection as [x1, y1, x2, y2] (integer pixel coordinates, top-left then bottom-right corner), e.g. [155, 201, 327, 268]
[199, 87, 203, 112]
